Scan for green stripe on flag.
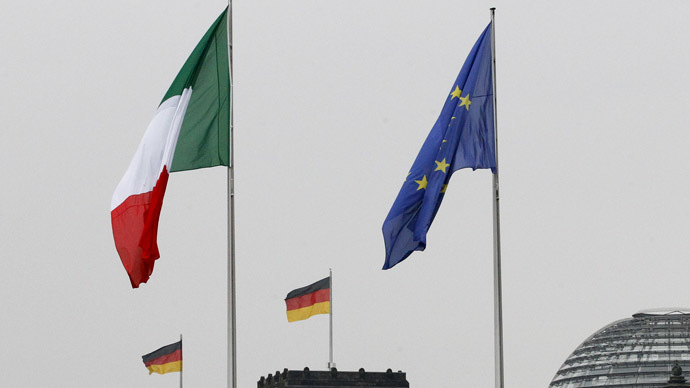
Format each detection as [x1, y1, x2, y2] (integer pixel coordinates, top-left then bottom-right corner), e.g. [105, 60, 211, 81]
[165, 8, 230, 172]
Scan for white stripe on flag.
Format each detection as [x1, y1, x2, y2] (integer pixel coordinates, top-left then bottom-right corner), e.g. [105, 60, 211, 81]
[111, 88, 193, 210]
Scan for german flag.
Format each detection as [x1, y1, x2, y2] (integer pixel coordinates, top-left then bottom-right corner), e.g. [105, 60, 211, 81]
[142, 340, 182, 375]
[285, 277, 330, 322]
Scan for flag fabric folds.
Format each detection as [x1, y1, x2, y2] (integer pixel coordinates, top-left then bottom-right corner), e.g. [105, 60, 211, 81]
[285, 277, 331, 322]
[111, 8, 230, 288]
[142, 340, 182, 375]
[382, 23, 496, 270]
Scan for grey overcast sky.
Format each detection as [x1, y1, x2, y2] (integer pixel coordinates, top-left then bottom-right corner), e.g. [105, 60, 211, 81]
[2, 1, 690, 387]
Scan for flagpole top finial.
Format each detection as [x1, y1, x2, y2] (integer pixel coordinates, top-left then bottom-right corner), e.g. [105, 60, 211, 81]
[490, 7, 496, 11]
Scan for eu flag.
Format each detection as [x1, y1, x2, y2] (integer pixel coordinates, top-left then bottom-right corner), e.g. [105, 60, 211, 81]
[382, 23, 496, 270]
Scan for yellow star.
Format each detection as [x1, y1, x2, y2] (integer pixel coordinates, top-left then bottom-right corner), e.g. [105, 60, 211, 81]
[459, 93, 472, 110]
[414, 175, 428, 191]
[441, 184, 448, 193]
[434, 158, 450, 173]
[450, 86, 462, 100]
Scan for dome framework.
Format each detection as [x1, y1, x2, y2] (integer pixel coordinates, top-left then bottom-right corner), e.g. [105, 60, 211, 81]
[550, 309, 690, 388]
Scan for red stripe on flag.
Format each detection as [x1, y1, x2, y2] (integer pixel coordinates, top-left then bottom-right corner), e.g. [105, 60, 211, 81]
[285, 288, 330, 311]
[139, 167, 169, 261]
[144, 349, 182, 366]
[111, 167, 170, 288]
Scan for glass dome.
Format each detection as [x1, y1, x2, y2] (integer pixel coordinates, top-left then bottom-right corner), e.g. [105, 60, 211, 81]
[550, 309, 690, 388]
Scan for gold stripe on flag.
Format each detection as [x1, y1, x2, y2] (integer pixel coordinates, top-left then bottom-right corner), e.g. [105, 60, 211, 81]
[287, 301, 330, 322]
[147, 360, 182, 375]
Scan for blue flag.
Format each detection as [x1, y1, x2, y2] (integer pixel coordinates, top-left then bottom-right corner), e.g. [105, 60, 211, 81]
[382, 23, 496, 270]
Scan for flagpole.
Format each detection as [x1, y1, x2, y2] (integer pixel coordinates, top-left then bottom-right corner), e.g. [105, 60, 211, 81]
[179, 334, 183, 388]
[226, 1, 237, 388]
[489, 8, 505, 388]
[328, 269, 334, 369]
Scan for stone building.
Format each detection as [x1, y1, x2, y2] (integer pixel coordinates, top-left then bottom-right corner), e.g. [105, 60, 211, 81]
[257, 367, 409, 388]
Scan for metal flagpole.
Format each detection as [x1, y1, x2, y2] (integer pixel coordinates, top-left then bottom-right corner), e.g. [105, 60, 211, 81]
[328, 269, 334, 369]
[179, 334, 183, 388]
[489, 8, 505, 388]
[226, 1, 237, 388]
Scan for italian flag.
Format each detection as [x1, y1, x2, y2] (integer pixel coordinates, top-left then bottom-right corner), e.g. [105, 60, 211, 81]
[111, 8, 230, 288]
